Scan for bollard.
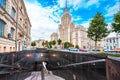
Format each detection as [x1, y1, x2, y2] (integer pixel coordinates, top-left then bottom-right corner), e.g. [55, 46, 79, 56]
[73, 74, 76, 80]
[41, 67, 45, 80]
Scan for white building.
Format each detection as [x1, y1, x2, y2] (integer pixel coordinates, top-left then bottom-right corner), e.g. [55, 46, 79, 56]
[104, 32, 120, 51]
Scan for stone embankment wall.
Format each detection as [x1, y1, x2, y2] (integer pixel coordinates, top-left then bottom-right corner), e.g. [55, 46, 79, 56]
[106, 57, 120, 80]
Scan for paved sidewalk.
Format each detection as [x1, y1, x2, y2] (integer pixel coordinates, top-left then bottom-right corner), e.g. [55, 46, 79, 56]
[24, 71, 65, 80]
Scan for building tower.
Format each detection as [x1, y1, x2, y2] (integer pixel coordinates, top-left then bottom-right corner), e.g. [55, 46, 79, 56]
[58, 0, 74, 44]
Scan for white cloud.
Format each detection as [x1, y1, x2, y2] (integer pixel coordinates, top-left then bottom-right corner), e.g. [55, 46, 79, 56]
[58, 0, 66, 8]
[81, 21, 90, 28]
[73, 16, 82, 21]
[24, 0, 61, 41]
[105, 2, 119, 17]
[86, 0, 100, 8]
[58, 0, 100, 10]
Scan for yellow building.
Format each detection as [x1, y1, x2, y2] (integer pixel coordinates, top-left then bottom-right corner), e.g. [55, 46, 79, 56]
[0, 0, 31, 53]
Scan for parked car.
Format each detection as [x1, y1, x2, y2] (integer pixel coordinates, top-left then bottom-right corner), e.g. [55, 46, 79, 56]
[79, 48, 88, 52]
[69, 48, 79, 52]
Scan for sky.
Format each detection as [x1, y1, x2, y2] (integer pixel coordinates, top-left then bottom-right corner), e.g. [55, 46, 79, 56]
[24, 0, 119, 41]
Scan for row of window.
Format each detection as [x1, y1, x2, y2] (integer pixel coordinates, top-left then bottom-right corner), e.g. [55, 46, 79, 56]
[0, 46, 15, 53]
[0, 20, 15, 39]
[106, 38, 118, 43]
[0, 0, 16, 19]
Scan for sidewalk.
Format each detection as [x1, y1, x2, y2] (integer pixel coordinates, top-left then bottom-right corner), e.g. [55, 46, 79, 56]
[25, 71, 65, 80]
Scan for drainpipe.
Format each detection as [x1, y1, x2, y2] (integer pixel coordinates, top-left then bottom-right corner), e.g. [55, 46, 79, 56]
[15, 0, 19, 52]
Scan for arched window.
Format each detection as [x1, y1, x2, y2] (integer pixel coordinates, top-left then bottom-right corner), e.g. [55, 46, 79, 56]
[0, 0, 6, 8]
[11, 7, 16, 18]
[0, 19, 5, 37]
[11, 27, 15, 39]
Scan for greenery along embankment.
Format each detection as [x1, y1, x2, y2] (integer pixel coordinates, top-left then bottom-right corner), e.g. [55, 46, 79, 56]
[103, 53, 120, 57]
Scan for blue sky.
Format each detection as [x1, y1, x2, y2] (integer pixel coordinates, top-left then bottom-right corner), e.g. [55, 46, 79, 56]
[24, 0, 119, 41]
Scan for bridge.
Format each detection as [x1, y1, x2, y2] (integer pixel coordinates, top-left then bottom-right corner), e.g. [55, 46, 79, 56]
[0, 48, 119, 80]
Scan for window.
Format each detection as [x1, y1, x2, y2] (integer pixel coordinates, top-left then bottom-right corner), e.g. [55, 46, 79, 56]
[11, 7, 15, 18]
[113, 39, 115, 43]
[0, 20, 5, 37]
[110, 39, 111, 43]
[10, 47, 12, 52]
[0, 0, 6, 8]
[11, 27, 14, 39]
[3, 47, 6, 52]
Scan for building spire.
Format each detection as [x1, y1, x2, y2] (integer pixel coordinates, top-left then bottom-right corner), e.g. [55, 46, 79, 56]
[65, 0, 68, 10]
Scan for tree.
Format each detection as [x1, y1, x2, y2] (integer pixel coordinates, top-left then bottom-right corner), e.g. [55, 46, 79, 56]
[44, 41, 48, 47]
[69, 43, 74, 47]
[48, 41, 52, 48]
[112, 11, 120, 33]
[52, 40, 56, 45]
[31, 42, 36, 49]
[64, 42, 70, 49]
[75, 45, 79, 49]
[42, 41, 45, 47]
[87, 12, 109, 51]
[45, 41, 52, 49]
[112, 11, 120, 48]
[57, 39, 62, 45]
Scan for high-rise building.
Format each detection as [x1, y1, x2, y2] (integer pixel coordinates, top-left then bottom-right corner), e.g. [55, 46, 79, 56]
[0, 0, 31, 53]
[57, 1, 88, 48]
[51, 1, 103, 49]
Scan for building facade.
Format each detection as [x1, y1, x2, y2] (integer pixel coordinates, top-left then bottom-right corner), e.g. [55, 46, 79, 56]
[50, 33, 58, 41]
[0, 0, 31, 53]
[58, 6, 89, 48]
[104, 32, 120, 51]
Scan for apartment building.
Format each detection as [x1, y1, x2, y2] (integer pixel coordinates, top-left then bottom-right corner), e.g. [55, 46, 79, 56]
[0, 0, 31, 53]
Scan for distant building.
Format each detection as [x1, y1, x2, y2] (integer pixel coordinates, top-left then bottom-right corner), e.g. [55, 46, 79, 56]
[50, 33, 58, 41]
[104, 32, 120, 51]
[0, 0, 31, 53]
[33, 39, 47, 48]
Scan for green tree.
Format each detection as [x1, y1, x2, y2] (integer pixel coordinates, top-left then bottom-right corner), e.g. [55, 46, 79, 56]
[87, 12, 109, 50]
[45, 41, 52, 49]
[48, 41, 52, 48]
[52, 40, 56, 45]
[64, 42, 70, 49]
[69, 43, 74, 47]
[42, 41, 45, 47]
[112, 11, 120, 48]
[112, 11, 120, 33]
[31, 42, 36, 49]
[75, 45, 79, 49]
[57, 39, 62, 45]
